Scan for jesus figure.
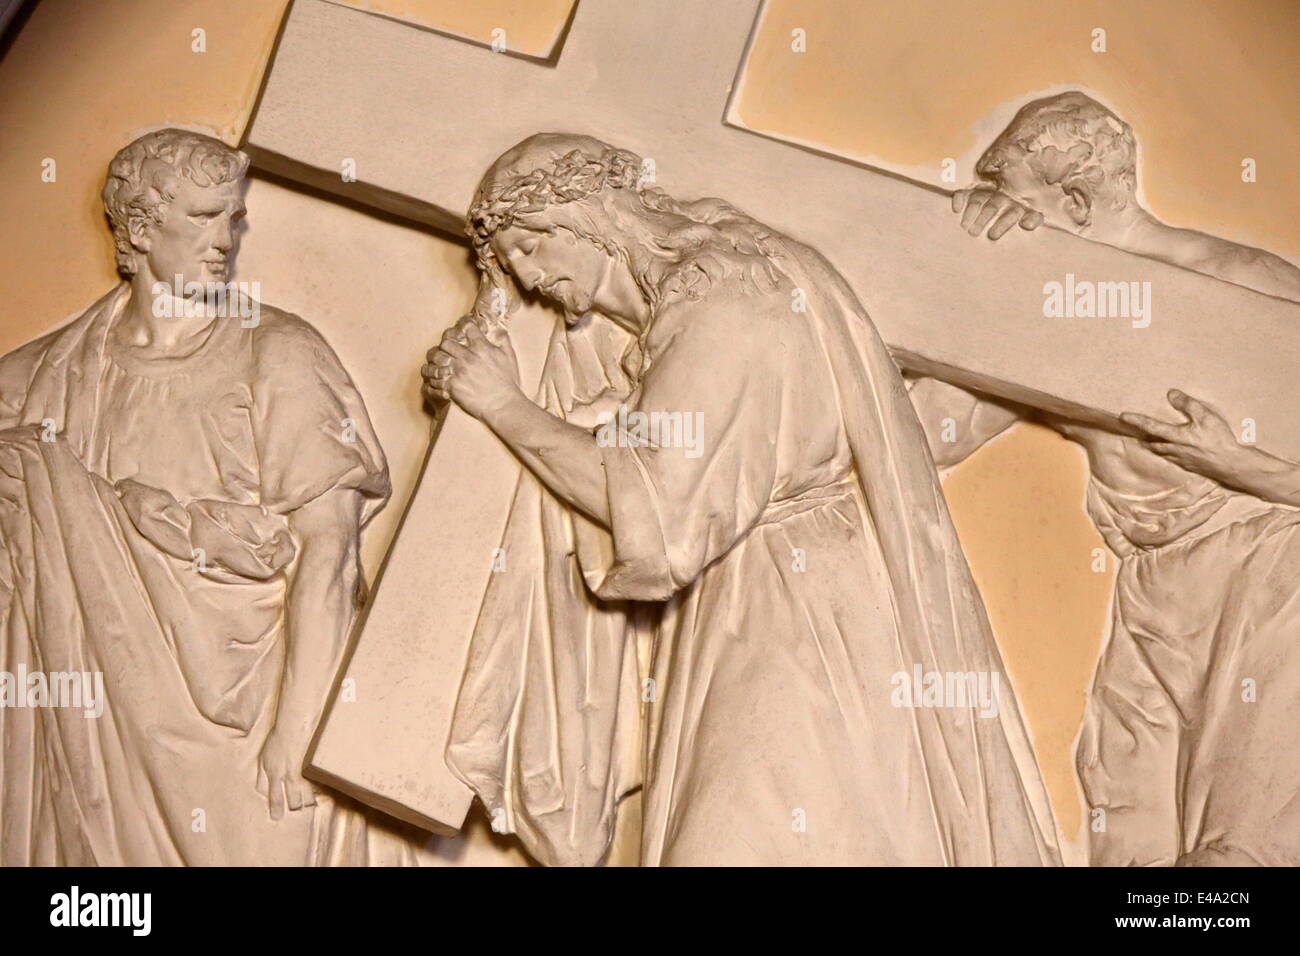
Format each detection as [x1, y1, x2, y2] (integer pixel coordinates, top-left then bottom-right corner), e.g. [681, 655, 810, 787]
[422, 133, 1060, 867]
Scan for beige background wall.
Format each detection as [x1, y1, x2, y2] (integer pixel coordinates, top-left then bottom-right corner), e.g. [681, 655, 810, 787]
[2, 0, 1296, 862]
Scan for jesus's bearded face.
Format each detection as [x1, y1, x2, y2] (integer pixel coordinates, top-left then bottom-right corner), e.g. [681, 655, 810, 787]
[489, 224, 612, 324]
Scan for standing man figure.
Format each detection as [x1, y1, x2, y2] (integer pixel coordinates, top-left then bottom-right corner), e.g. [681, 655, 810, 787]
[912, 92, 1300, 866]
[0, 129, 412, 865]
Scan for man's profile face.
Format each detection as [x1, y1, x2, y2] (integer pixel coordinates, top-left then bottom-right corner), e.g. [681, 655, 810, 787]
[490, 223, 608, 323]
[141, 178, 246, 288]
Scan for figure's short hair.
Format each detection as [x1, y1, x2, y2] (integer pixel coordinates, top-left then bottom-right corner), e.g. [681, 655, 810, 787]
[101, 129, 249, 276]
[977, 92, 1137, 209]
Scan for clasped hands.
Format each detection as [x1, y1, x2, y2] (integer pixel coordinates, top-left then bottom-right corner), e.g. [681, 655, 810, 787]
[422, 315, 523, 422]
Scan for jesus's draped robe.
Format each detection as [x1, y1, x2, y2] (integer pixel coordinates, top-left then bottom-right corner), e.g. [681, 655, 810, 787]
[448, 228, 1062, 867]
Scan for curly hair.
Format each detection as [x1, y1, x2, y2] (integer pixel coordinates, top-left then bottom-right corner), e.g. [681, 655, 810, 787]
[976, 92, 1137, 211]
[101, 129, 249, 276]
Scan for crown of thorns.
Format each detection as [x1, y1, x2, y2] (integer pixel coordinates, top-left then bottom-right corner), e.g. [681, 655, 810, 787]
[467, 147, 644, 257]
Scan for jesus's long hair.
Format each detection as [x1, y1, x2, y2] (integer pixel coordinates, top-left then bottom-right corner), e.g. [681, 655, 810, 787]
[466, 142, 793, 333]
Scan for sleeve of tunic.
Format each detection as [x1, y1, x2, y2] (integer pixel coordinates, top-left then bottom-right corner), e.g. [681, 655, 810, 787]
[250, 312, 390, 523]
[592, 295, 786, 601]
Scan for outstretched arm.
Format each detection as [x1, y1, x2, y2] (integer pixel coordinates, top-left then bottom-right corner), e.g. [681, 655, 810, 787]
[1179, 232, 1300, 303]
[1123, 389, 1300, 506]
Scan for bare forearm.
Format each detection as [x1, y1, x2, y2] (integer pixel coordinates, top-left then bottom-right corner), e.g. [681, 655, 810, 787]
[482, 390, 611, 526]
[277, 491, 362, 743]
[1216, 446, 1300, 506]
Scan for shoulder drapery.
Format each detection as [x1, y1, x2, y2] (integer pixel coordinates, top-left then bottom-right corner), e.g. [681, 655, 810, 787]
[0, 285, 389, 527]
[0, 285, 122, 452]
[448, 238, 1061, 867]
[250, 308, 390, 526]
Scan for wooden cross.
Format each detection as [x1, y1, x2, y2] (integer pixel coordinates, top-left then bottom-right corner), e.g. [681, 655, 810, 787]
[245, 0, 1300, 834]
